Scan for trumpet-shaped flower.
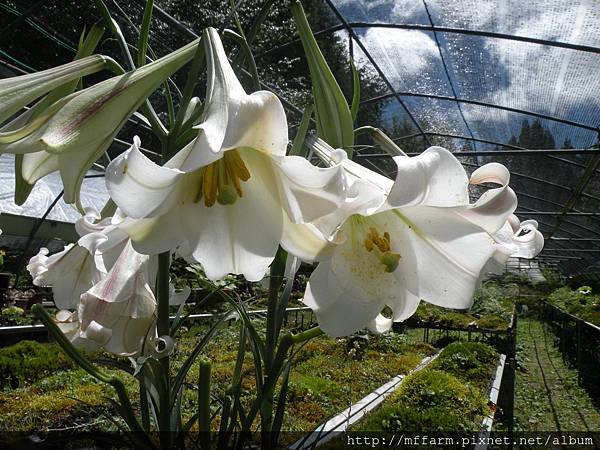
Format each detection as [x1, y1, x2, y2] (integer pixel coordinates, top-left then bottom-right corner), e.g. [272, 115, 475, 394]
[1, 39, 199, 205]
[300, 145, 538, 337]
[59, 241, 157, 356]
[106, 29, 348, 282]
[483, 214, 545, 274]
[27, 208, 128, 309]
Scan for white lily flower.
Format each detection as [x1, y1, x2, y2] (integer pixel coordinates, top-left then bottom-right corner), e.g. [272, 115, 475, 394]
[483, 214, 545, 274]
[302, 146, 525, 337]
[27, 208, 128, 309]
[66, 241, 157, 356]
[106, 28, 347, 282]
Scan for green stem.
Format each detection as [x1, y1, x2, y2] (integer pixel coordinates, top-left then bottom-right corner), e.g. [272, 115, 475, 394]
[32, 305, 154, 446]
[156, 251, 172, 446]
[242, 326, 323, 441]
[198, 359, 212, 450]
[354, 126, 407, 157]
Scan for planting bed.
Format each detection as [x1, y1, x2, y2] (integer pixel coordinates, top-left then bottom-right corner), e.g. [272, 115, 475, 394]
[545, 286, 600, 327]
[324, 341, 501, 441]
[0, 321, 435, 434]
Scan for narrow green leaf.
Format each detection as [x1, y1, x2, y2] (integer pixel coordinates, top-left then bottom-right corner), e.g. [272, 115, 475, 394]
[271, 358, 292, 448]
[137, 0, 155, 67]
[350, 59, 360, 123]
[223, 29, 260, 91]
[170, 309, 236, 404]
[290, 1, 354, 154]
[289, 104, 313, 156]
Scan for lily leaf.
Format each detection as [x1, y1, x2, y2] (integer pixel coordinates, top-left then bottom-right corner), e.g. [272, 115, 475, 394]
[290, 1, 354, 155]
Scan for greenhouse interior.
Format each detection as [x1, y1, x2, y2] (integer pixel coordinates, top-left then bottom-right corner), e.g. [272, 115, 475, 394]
[0, 0, 599, 448]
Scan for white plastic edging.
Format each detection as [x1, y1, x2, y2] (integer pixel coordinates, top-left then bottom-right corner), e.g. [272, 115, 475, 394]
[474, 354, 507, 450]
[287, 351, 442, 450]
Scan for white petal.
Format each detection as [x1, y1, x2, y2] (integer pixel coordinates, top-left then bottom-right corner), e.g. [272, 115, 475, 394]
[105, 137, 185, 219]
[180, 150, 283, 281]
[179, 28, 246, 170]
[457, 162, 518, 233]
[280, 215, 338, 263]
[377, 207, 497, 310]
[366, 314, 393, 334]
[27, 243, 102, 309]
[385, 147, 470, 209]
[304, 261, 386, 337]
[180, 31, 288, 171]
[510, 219, 545, 258]
[274, 154, 346, 223]
[123, 210, 188, 256]
[221, 91, 288, 156]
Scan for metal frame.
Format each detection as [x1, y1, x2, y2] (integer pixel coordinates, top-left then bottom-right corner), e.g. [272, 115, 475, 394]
[4, 0, 600, 275]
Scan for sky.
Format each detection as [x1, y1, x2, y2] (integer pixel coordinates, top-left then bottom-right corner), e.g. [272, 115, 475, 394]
[331, 0, 600, 149]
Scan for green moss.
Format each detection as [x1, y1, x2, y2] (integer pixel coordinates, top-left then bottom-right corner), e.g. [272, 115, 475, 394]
[547, 286, 600, 326]
[0, 340, 73, 388]
[431, 341, 498, 390]
[354, 370, 488, 432]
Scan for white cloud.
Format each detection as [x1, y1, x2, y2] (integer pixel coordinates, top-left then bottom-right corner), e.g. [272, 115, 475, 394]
[358, 27, 439, 76]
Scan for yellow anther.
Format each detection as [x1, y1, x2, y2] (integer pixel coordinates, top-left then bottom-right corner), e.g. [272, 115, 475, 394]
[363, 226, 399, 273]
[367, 227, 391, 253]
[194, 150, 251, 207]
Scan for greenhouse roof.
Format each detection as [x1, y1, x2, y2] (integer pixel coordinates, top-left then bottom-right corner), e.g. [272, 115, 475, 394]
[0, 0, 599, 276]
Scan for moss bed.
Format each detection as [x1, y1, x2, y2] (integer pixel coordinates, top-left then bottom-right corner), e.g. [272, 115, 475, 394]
[334, 341, 499, 436]
[0, 322, 435, 434]
[546, 286, 600, 326]
[411, 281, 516, 331]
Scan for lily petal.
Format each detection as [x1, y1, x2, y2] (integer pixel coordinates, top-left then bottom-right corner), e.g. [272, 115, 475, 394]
[105, 137, 185, 219]
[385, 147, 470, 209]
[304, 260, 387, 337]
[457, 162, 518, 233]
[179, 150, 283, 281]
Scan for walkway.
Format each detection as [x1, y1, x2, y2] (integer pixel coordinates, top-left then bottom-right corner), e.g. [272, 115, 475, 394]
[515, 318, 600, 433]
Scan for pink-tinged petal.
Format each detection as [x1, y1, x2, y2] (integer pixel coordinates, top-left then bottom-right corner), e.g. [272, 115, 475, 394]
[78, 241, 157, 356]
[27, 241, 104, 310]
[457, 162, 518, 233]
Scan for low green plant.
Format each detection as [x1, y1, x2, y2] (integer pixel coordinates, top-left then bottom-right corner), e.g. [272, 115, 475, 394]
[431, 341, 498, 389]
[355, 370, 488, 432]
[0, 306, 33, 326]
[0, 340, 74, 388]
[547, 286, 600, 326]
